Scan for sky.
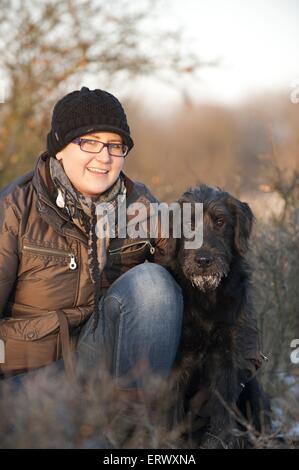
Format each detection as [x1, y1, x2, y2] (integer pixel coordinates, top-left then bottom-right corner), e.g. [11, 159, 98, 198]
[1, 0, 298, 110]
[131, 0, 299, 110]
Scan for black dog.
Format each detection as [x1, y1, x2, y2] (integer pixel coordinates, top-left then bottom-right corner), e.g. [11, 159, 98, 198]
[168, 184, 271, 448]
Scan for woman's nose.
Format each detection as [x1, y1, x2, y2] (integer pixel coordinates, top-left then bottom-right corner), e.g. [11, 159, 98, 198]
[94, 146, 111, 162]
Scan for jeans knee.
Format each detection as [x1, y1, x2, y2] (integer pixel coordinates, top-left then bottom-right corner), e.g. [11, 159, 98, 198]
[105, 262, 183, 325]
[111, 262, 181, 303]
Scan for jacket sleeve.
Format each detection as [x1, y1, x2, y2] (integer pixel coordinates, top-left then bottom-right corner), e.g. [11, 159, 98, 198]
[0, 198, 20, 318]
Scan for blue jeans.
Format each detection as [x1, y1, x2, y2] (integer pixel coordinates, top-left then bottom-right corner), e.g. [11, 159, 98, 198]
[3, 263, 184, 390]
[76, 262, 184, 389]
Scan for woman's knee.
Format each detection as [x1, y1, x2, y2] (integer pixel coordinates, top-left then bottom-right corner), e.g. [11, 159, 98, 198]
[106, 262, 184, 320]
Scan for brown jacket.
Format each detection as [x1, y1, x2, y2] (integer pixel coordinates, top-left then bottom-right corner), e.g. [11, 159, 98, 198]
[0, 152, 169, 376]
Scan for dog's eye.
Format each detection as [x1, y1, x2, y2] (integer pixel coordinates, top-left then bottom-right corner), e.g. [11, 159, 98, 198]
[216, 217, 224, 227]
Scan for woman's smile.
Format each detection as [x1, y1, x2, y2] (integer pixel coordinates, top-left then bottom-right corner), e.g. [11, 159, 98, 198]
[86, 167, 109, 175]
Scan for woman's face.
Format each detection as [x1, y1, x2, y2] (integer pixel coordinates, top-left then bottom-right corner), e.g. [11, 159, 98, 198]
[56, 131, 125, 196]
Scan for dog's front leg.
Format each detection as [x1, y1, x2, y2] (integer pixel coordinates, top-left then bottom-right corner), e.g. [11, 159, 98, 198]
[201, 367, 240, 449]
[165, 352, 197, 431]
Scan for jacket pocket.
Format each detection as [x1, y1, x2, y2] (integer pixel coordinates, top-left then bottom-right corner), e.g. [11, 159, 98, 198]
[101, 240, 155, 289]
[0, 313, 61, 375]
[108, 240, 155, 256]
[23, 244, 77, 270]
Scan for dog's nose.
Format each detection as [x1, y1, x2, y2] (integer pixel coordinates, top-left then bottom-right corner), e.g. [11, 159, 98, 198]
[195, 253, 214, 267]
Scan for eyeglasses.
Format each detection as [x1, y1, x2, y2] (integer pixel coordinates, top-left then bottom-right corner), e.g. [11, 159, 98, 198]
[72, 137, 129, 157]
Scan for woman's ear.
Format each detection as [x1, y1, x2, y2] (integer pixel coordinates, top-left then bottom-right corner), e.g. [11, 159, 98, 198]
[56, 151, 63, 161]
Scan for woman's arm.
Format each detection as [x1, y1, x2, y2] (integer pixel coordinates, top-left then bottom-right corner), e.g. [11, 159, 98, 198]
[0, 200, 20, 318]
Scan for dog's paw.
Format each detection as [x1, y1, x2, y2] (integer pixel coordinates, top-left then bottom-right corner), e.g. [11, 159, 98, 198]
[201, 431, 240, 449]
[201, 434, 226, 449]
[200, 414, 238, 449]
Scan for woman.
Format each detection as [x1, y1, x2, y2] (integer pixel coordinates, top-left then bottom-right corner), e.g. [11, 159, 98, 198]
[0, 86, 184, 399]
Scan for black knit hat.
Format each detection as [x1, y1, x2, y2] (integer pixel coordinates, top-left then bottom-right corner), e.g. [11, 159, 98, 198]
[47, 86, 134, 157]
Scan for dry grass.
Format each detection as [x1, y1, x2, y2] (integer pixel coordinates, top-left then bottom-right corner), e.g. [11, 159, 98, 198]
[0, 363, 297, 449]
[0, 363, 191, 449]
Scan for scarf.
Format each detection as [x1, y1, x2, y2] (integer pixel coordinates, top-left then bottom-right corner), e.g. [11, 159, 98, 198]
[49, 157, 127, 331]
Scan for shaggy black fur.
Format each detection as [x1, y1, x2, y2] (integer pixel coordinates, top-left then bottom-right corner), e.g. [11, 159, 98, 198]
[168, 184, 271, 448]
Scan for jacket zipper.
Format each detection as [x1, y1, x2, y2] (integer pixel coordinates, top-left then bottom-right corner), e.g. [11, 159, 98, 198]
[73, 241, 81, 307]
[23, 244, 77, 270]
[109, 240, 155, 255]
[38, 196, 88, 246]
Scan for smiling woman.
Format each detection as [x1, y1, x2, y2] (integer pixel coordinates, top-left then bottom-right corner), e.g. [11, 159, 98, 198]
[55, 131, 126, 196]
[0, 86, 184, 414]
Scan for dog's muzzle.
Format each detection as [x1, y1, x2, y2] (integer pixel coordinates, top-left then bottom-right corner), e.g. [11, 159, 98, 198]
[190, 272, 224, 291]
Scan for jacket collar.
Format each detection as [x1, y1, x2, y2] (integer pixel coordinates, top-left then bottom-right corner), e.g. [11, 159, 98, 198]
[31, 152, 136, 244]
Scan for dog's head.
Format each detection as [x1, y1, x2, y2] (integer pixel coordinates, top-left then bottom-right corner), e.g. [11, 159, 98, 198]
[170, 184, 254, 292]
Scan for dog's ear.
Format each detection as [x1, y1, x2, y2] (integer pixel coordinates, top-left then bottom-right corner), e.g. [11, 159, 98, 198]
[228, 197, 254, 255]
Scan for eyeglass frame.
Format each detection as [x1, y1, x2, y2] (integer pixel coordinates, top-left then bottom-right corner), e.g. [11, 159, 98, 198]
[72, 137, 129, 157]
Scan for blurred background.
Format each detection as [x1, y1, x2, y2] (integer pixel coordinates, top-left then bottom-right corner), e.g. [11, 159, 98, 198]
[0, 0, 298, 447]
